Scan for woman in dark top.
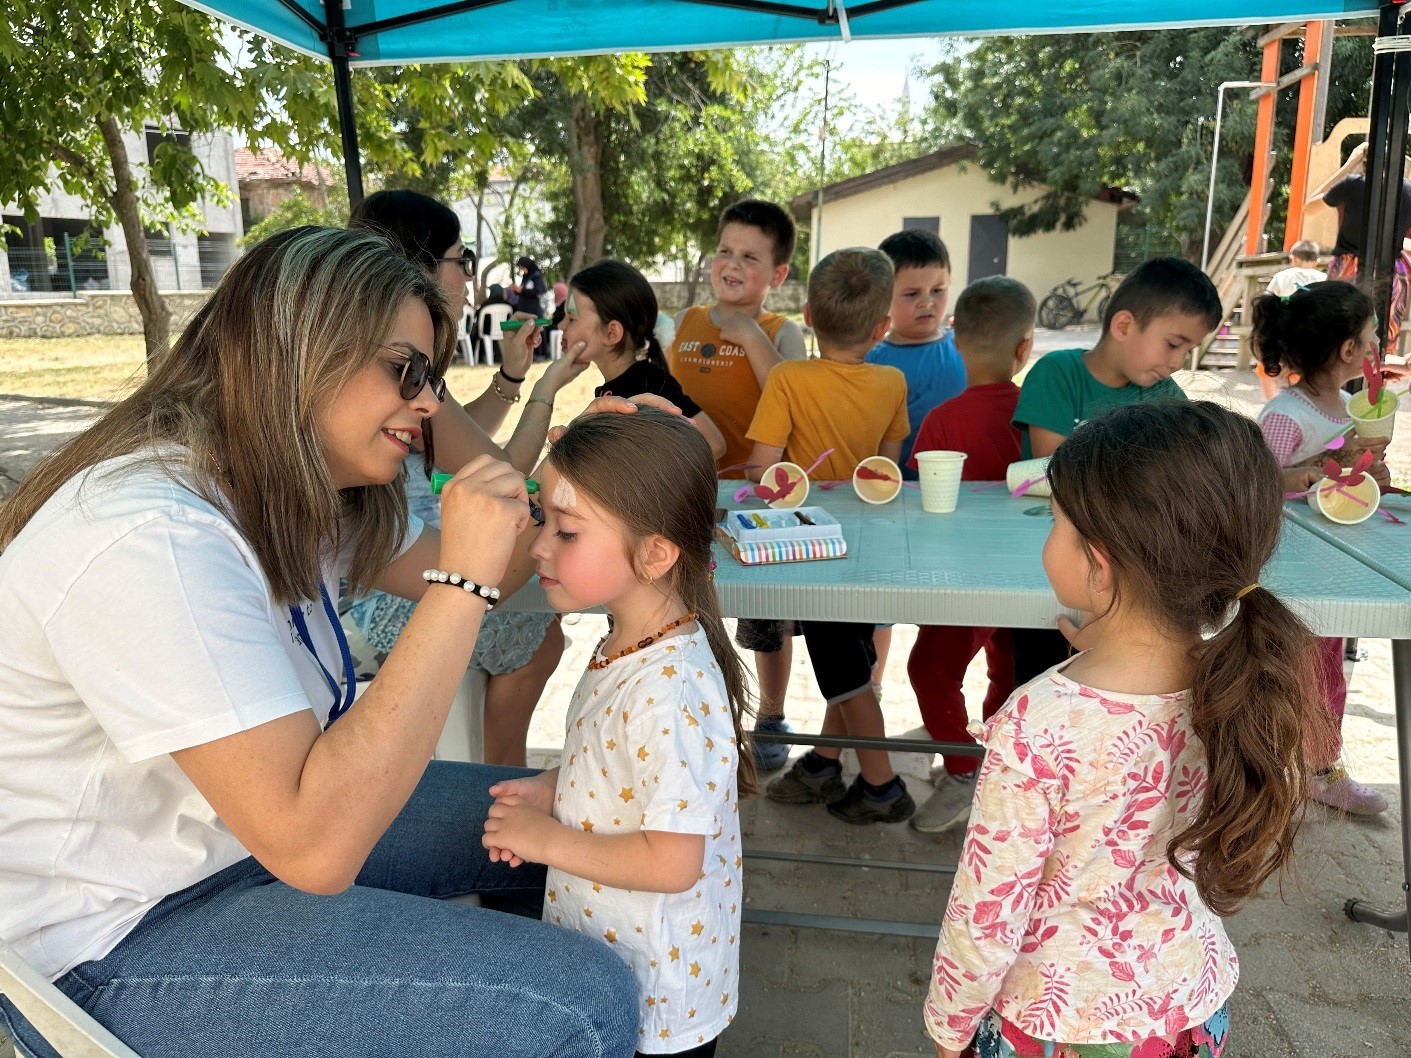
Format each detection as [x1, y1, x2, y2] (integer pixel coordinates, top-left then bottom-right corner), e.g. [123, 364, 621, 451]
[562, 260, 727, 462]
[1306, 139, 1411, 351]
[512, 256, 546, 318]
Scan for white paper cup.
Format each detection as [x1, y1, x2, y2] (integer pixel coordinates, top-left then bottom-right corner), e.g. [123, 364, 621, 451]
[1005, 457, 1051, 498]
[1349, 389, 1398, 441]
[915, 450, 966, 513]
[852, 456, 903, 504]
[758, 461, 809, 508]
[1308, 473, 1380, 524]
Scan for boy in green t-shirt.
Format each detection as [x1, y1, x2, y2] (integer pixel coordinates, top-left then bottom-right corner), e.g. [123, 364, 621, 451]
[1014, 257, 1220, 459]
[1012, 258, 1220, 682]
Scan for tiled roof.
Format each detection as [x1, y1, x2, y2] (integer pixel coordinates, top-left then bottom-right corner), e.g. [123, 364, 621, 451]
[234, 146, 332, 186]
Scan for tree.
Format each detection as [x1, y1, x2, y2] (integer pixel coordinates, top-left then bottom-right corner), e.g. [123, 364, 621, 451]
[921, 27, 1374, 257]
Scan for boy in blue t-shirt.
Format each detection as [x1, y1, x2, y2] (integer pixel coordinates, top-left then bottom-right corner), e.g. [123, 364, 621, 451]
[866, 230, 966, 480]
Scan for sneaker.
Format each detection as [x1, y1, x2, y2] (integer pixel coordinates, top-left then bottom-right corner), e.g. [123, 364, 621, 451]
[826, 778, 917, 825]
[909, 773, 977, 833]
[751, 717, 793, 773]
[1311, 764, 1388, 815]
[766, 757, 845, 805]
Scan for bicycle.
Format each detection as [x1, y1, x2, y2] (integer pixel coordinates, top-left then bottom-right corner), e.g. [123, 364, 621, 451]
[1038, 270, 1121, 330]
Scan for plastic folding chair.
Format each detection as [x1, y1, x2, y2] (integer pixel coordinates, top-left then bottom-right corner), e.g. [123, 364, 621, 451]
[0, 940, 141, 1057]
[474, 304, 512, 366]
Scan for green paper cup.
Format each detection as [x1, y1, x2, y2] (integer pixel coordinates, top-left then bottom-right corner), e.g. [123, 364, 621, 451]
[1348, 388, 1398, 442]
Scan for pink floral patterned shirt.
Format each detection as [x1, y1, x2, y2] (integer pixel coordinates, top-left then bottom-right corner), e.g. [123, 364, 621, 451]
[924, 662, 1239, 1049]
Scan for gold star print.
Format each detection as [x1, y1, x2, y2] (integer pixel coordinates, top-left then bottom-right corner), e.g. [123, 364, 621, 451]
[645, 997, 655, 1008]
[734, 855, 742, 868]
[707, 781, 717, 792]
[616, 680, 627, 689]
[622, 709, 631, 722]
[668, 945, 680, 961]
[583, 907, 593, 917]
[613, 817, 622, 825]
[665, 645, 677, 653]
[605, 705, 613, 716]
[592, 882, 602, 893]
[688, 1008, 696, 1019]
[721, 993, 729, 1005]
[730, 902, 737, 914]
[677, 799, 689, 810]
[705, 737, 714, 751]
[619, 787, 635, 802]
[600, 767, 608, 778]
[729, 934, 736, 945]
[604, 929, 617, 943]
[684, 711, 699, 728]
[576, 717, 585, 728]
[662, 727, 671, 736]
[588, 791, 596, 799]
[637, 746, 649, 761]
[547, 888, 557, 903]
[690, 920, 704, 936]
[696, 670, 703, 678]
[661, 665, 677, 678]
[635, 925, 643, 933]
[689, 961, 702, 978]
[645, 697, 654, 705]
[568, 753, 575, 766]
[605, 738, 616, 750]
[659, 1029, 671, 1040]
[702, 703, 711, 715]
[649, 958, 658, 968]
[581, 818, 594, 832]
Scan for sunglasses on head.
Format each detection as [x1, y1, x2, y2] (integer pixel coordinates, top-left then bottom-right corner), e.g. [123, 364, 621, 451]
[435, 250, 476, 279]
[396, 350, 448, 403]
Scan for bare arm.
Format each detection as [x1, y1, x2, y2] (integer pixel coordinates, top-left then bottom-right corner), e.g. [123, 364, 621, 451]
[461, 322, 536, 433]
[719, 312, 789, 389]
[1027, 426, 1068, 458]
[878, 439, 903, 464]
[692, 410, 728, 462]
[745, 441, 785, 482]
[170, 457, 530, 895]
[501, 343, 590, 473]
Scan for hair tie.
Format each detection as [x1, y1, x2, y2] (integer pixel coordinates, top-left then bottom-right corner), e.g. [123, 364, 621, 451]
[1235, 583, 1261, 600]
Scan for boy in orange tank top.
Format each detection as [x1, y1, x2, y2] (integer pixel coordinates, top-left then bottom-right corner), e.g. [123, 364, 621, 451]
[670, 199, 807, 775]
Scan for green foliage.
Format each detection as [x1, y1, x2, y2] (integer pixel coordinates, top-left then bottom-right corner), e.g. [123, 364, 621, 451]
[239, 184, 349, 246]
[920, 26, 1375, 255]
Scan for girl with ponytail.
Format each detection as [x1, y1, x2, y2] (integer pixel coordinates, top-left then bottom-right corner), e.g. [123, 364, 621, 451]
[1251, 280, 1391, 815]
[482, 409, 751, 1058]
[564, 260, 728, 462]
[926, 401, 1330, 1058]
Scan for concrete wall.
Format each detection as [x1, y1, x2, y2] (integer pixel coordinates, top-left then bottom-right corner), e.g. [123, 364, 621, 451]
[807, 163, 1120, 303]
[0, 292, 210, 339]
[651, 280, 805, 315]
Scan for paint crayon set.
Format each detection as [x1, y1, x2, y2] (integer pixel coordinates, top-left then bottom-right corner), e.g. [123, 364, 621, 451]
[716, 506, 847, 565]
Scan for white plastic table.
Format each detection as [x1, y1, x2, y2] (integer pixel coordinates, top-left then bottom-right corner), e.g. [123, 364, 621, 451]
[1279, 492, 1411, 941]
[504, 485, 1411, 938]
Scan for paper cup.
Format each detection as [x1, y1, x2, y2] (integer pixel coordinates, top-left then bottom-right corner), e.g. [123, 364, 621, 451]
[758, 461, 809, 508]
[1348, 389, 1398, 441]
[1308, 474, 1381, 524]
[1005, 457, 1052, 498]
[852, 456, 903, 504]
[915, 451, 966, 513]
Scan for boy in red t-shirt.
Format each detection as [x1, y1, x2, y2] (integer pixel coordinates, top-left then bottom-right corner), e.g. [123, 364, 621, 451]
[905, 276, 1037, 834]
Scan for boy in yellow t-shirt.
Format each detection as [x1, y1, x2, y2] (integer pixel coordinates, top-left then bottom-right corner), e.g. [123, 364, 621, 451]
[745, 247, 913, 825]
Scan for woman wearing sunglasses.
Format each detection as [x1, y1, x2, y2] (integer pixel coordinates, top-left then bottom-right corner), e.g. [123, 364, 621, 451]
[0, 226, 659, 1058]
[348, 190, 575, 766]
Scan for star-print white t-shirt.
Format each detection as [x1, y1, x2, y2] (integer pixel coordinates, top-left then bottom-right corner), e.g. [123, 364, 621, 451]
[546, 628, 742, 1053]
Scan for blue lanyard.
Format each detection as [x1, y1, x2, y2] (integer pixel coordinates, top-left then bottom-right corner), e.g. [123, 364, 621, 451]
[289, 583, 355, 727]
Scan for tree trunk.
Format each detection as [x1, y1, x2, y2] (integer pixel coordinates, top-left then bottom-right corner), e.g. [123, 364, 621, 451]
[683, 249, 709, 307]
[98, 114, 170, 367]
[568, 99, 606, 275]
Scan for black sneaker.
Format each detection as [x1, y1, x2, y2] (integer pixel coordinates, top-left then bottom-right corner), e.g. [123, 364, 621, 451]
[826, 778, 917, 825]
[766, 758, 845, 805]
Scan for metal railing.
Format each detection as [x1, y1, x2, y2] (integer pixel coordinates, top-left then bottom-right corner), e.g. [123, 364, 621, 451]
[4, 235, 238, 298]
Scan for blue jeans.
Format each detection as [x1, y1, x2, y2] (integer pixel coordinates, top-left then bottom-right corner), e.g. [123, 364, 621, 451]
[1, 762, 639, 1058]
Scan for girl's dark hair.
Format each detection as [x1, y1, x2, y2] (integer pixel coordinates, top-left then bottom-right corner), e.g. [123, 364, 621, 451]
[1047, 400, 1331, 916]
[1252, 281, 1372, 389]
[570, 259, 667, 371]
[349, 189, 461, 271]
[517, 256, 538, 273]
[548, 409, 755, 793]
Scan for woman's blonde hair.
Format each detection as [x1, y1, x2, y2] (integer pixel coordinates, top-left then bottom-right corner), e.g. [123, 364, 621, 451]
[0, 225, 456, 603]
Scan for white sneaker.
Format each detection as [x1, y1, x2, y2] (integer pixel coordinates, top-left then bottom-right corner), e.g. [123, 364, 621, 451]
[909, 773, 977, 833]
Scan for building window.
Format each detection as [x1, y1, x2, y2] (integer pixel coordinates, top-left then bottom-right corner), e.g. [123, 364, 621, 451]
[902, 216, 940, 236]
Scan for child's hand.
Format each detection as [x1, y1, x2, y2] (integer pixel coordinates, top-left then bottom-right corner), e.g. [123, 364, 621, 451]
[548, 393, 684, 443]
[487, 774, 556, 815]
[538, 345, 590, 394]
[1282, 466, 1322, 493]
[718, 311, 764, 347]
[483, 795, 562, 867]
[1057, 612, 1097, 651]
[501, 312, 541, 370]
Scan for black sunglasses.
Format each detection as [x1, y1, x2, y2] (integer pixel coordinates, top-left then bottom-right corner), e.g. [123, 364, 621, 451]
[397, 350, 448, 403]
[435, 250, 476, 279]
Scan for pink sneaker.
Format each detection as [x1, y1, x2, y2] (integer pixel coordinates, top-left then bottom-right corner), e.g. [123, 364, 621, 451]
[1311, 764, 1388, 815]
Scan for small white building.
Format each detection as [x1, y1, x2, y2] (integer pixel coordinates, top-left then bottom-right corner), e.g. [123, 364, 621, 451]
[3, 127, 243, 297]
[791, 143, 1133, 299]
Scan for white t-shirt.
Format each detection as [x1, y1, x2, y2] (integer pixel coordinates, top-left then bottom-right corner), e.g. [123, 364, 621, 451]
[546, 629, 741, 1053]
[1265, 266, 1326, 297]
[0, 453, 422, 979]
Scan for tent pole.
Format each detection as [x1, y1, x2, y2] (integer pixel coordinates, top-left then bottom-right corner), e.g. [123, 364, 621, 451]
[1361, 0, 1411, 354]
[325, 0, 365, 208]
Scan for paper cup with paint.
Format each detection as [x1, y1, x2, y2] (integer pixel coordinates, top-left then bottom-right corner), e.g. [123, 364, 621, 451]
[852, 456, 903, 504]
[915, 450, 966, 513]
[1309, 469, 1381, 525]
[1005, 457, 1051, 498]
[755, 461, 810, 508]
[1348, 388, 1398, 441]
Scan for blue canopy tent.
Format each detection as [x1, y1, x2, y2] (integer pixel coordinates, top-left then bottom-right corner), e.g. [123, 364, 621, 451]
[185, 0, 1411, 938]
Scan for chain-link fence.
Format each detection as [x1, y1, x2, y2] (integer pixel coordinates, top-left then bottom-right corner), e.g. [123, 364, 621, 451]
[1113, 223, 1187, 274]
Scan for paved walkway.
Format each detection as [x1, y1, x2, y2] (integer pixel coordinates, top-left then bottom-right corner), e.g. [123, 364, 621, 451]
[2, 337, 1408, 1056]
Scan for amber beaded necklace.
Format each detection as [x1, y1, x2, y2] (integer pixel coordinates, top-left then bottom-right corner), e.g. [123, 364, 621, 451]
[588, 611, 698, 670]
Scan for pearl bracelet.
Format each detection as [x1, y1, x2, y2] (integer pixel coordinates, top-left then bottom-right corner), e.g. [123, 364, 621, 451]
[422, 568, 501, 608]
